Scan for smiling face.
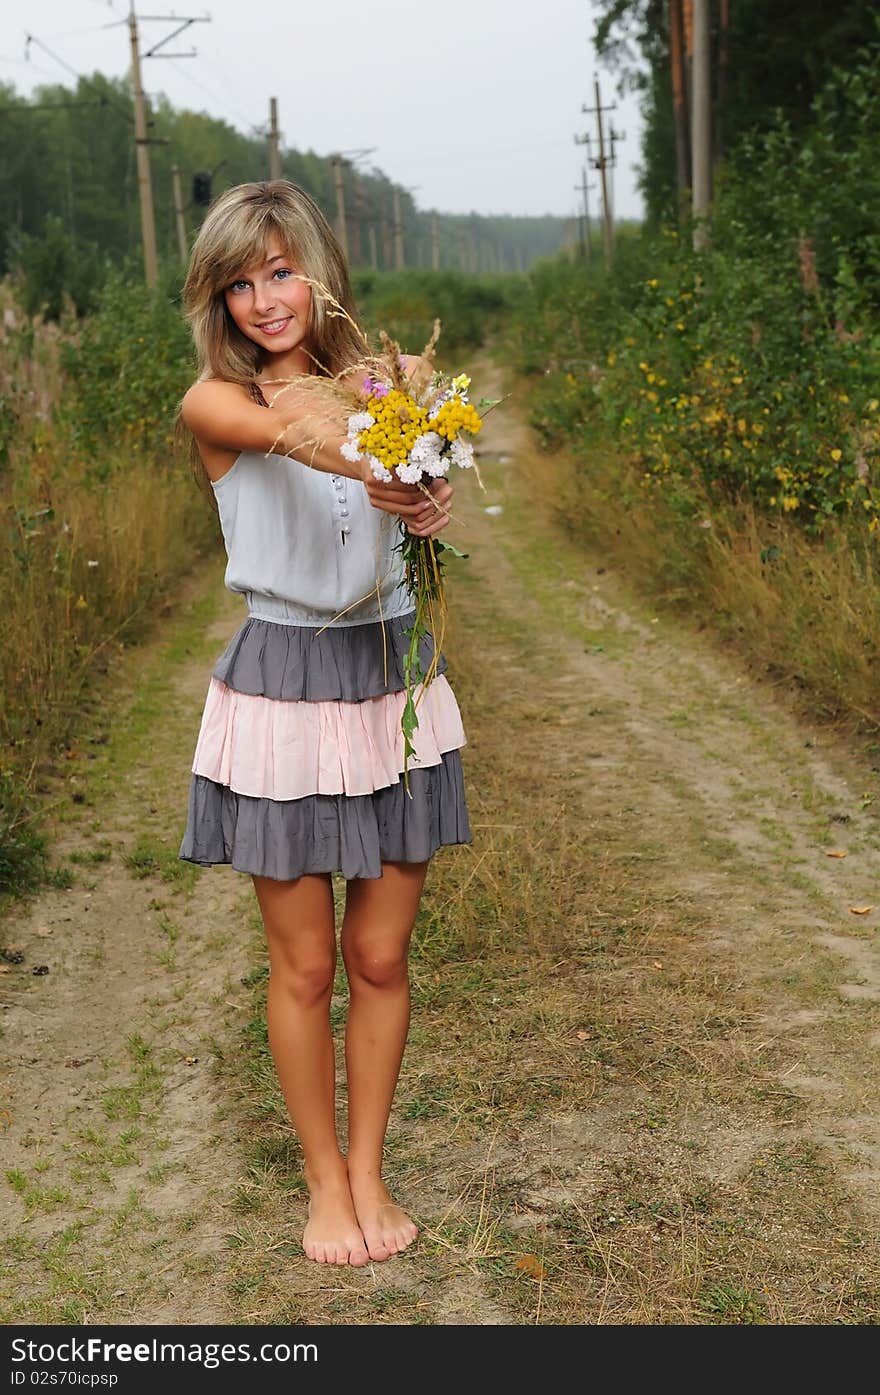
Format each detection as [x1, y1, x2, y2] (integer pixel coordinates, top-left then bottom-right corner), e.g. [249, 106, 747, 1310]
[223, 234, 313, 374]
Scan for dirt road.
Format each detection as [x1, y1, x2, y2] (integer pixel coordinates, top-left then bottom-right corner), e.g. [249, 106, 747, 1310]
[3, 360, 880, 1324]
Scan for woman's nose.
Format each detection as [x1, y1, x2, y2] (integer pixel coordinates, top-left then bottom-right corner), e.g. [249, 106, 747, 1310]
[253, 282, 277, 314]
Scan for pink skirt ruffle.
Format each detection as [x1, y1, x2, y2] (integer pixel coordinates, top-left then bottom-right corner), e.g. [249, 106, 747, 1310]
[190, 675, 467, 800]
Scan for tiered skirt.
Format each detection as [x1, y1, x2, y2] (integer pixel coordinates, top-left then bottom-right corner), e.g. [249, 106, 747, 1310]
[178, 611, 472, 880]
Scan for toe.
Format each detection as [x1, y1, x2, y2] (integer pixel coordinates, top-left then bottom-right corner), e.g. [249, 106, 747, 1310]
[349, 1237, 370, 1267]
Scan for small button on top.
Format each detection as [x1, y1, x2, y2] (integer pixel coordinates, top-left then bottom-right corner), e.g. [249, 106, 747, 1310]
[339, 508, 350, 517]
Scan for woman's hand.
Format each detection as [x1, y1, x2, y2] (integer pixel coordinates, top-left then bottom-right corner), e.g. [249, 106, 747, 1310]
[363, 472, 453, 537]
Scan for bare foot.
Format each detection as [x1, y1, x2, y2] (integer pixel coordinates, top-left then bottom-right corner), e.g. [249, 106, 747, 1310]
[347, 1169, 419, 1262]
[302, 1167, 369, 1267]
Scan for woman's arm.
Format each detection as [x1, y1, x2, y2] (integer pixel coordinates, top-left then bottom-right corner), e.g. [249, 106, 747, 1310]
[183, 378, 455, 536]
[181, 379, 364, 480]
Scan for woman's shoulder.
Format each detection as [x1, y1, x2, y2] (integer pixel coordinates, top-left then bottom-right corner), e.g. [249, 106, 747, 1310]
[181, 377, 252, 424]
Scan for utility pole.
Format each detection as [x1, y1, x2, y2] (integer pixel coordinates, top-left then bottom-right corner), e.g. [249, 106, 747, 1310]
[380, 203, 391, 269]
[431, 212, 440, 270]
[691, 0, 712, 248]
[269, 98, 281, 179]
[331, 149, 376, 266]
[350, 171, 363, 266]
[573, 131, 594, 259]
[467, 223, 476, 274]
[582, 80, 615, 265]
[128, 4, 158, 287]
[367, 221, 378, 270]
[608, 122, 625, 226]
[171, 165, 187, 261]
[125, 5, 209, 286]
[716, 0, 730, 163]
[332, 155, 349, 261]
[576, 165, 594, 260]
[669, 0, 690, 217]
[393, 187, 405, 269]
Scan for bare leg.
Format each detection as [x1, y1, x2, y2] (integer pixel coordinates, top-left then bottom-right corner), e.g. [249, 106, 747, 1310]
[341, 859, 427, 1261]
[252, 872, 369, 1267]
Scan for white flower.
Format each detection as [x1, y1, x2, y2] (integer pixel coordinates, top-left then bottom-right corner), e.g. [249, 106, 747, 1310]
[368, 455, 392, 482]
[395, 459, 424, 485]
[340, 438, 362, 463]
[410, 431, 446, 478]
[348, 411, 375, 433]
[450, 437, 475, 470]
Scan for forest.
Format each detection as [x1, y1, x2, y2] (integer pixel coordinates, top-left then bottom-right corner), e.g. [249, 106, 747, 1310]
[0, 71, 564, 317]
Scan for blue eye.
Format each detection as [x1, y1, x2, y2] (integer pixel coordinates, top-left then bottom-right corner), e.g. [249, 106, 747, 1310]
[229, 279, 249, 293]
[273, 267, 292, 281]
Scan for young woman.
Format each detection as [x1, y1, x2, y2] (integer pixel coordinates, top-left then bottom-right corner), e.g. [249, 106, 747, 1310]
[177, 181, 471, 1267]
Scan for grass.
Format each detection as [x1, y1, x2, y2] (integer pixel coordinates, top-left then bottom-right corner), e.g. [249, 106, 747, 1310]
[197, 432, 880, 1323]
[0, 305, 215, 913]
[4, 350, 880, 1324]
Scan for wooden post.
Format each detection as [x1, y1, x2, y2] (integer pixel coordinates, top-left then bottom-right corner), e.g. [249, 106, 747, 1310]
[332, 155, 349, 261]
[691, 0, 711, 248]
[393, 187, 405, 269]
[716, 0, 730, 163]
[269, 98, 281, 180]
[669, 0, 690, 217]
[128, 3, 158, 287]
[171, 165, 187, 261]
[380, 204, 391, 269]
[594, 79, 613, 265]
[350, 172, 363, 266]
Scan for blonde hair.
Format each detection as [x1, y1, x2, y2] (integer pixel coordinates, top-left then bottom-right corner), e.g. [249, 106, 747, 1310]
[177, 179, 367, 504]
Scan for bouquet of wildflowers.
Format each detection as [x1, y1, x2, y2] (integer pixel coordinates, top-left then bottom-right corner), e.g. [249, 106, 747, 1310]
[339, 326, 490, 787]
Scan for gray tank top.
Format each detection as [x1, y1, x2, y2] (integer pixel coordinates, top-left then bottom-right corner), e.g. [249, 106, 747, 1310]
[211, 450, 411, 627]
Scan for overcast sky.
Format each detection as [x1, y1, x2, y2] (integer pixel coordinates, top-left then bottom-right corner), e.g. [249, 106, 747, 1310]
[1, 0, 645, 221]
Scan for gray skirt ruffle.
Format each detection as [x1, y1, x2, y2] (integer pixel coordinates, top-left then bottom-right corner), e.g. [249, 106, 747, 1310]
[212, 610, 447, 702]
[178, 609, 471, 881]
[179, 750, 470, 881]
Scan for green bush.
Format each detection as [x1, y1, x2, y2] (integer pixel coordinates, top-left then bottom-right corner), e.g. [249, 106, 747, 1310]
[59, 266, 194, 474]
[507, 37, 880, 537]
[352, 269, 518, 357]
[7, 214, 108, 321]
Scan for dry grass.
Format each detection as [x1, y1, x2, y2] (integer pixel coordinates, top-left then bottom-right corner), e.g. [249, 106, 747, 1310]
[562, 435, 880, 734]
[208, 422, 880, 1322]
[6, 353, 880, 1324]
[0, 305, 215, 898]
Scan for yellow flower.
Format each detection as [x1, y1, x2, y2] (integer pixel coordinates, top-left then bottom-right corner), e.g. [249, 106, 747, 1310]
[830, 449, 843, 461]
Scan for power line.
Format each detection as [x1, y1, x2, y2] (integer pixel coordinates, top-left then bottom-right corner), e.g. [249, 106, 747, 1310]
[163, 56, 262, 136]
[23, 33, 83, 82]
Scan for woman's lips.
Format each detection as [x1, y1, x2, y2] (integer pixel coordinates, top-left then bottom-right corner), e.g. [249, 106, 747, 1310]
[256, 317, 292, 335]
